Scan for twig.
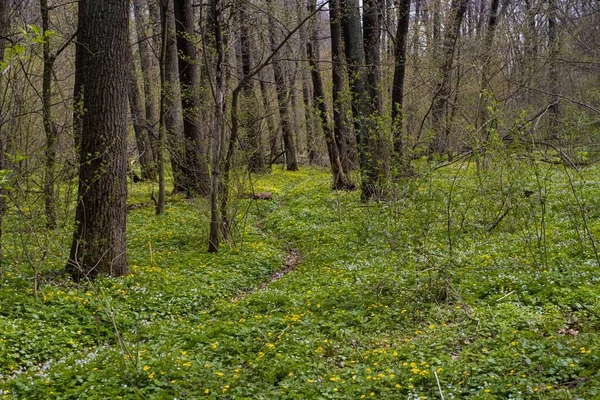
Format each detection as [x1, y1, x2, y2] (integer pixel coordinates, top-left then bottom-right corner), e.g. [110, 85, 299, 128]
[496, 290, 515, 302]
[434, 369, 445, 400]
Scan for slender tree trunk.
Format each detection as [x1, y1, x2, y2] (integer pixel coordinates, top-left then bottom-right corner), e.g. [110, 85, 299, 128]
[391, 0, 411, 167]
[239, 0, 264, 173]
[523, 0, 538, 103]
[329, 0, 353, 171]
[302, 72, 317, 164]
[67, 0, 129, 281]
[0, 0, 9, 248]
[156, 0, 169, 215]
[298, 2, 317, 164]
[208, 0, 225, 253]
[133, 0, 159, 167]
[174, 0, 211, 196]
[267, 0, 298, 171]
[363, 0, 383, 114]
[307, 0, 354, 190]
[476, 0, 501, 134]
[259, 70, 279, 164]
[429, 0, 469, 156]
[72, 0, 86, 159]
[128, 47, 158, 181]
[163, 0, 187, 193]
[40, 0, 58, 229]
[547, 0, 560, 134]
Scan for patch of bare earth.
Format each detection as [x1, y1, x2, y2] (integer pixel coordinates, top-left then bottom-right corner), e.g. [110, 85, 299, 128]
[233, 249, 300, 302]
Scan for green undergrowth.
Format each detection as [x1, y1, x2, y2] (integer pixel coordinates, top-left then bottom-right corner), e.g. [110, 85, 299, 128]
[1, 161, 600, 399]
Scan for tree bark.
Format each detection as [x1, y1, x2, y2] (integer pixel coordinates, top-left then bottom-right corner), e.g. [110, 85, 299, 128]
[67, 0, 129, 281]
[547, 0, 560, 134]
[340, 0, 380, 199]
[72, 0, 86, 158]
[174, 0, 211, 196]
[208, 0, 225, 253]
[363, 0, 383, 114]
[127, 46, 158, 181]
[429, 0, 469, 156]
[40, 0, 58, 229]
[259, 69, 279, 164]
[391, 0, 411, 166]
[132, 0, 159, 167]
[267, 0, 298, 171]
[239, 0, 265, 173]
[163, 0, 187, 193]
[156, 0, 168, 215]
[474, 0, 501, 169]
[0, 0, 9, 246]
[298, 2, 317, 164]
[329, 0, 354, 171]
[307, 0, 354, 190]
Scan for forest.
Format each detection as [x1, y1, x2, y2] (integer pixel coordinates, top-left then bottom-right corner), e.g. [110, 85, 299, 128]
[0, 0, 599, 398]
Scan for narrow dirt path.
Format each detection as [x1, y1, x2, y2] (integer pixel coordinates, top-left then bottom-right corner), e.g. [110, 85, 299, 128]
[232, 249, 301, 302]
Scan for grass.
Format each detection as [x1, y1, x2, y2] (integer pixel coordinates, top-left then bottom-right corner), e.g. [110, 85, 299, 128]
[1, 159, 599, 399]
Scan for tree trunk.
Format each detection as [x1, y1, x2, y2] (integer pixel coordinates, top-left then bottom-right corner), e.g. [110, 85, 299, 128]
[307, 0, 354, 190]
[67, 0, 129, 281]
[363, 0, 383, 114]
[340, 0, 379, 199]
[0, 0, 9, 247]
[391, 0, 411, 167]
[328, 0, 354, 171]
[259, 69, 279, 164]
[40, 0, 58, 230]
[267, 0, 298, 171]
[298, 2, 317, 164]
[72, 0, 86, 158]
[132, 0, 159, 167]
[208, 0, 225, 253]
[156, 0, 169, 215]
[239, 0, 265, 173]
[163, 0, 187, 194]
[429, 0, 468, 156]
[547, 0, 560, 134]
[174, 0, 211, 196]
[475, 0, 501, 148]
[127, 47, 158, 181]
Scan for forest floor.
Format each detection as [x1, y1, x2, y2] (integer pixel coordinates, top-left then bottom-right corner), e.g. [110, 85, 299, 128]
[1, 163, 600, 399]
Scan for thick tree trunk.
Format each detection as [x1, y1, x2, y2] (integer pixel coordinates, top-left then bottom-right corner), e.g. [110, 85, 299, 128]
[67, 0, 129, 281]
[391, 0, 411, 166]
[267, 0, 298, 171]
[127, 47, 158, 181]
[341, 0, 380, 199]
[307, 0, 354, 190]
[429, 0, 469, 156]
[174, 0, 211, 196]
